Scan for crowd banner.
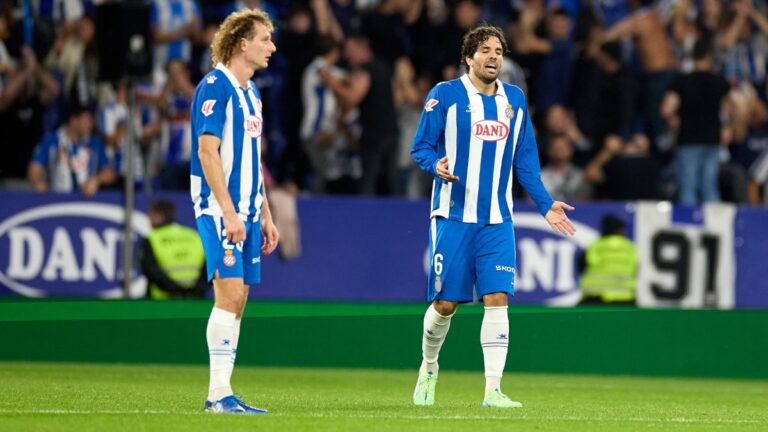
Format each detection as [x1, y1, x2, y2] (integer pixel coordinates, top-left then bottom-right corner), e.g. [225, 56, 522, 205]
[635, 202, 736, 309]
[0, 191, 764, 308]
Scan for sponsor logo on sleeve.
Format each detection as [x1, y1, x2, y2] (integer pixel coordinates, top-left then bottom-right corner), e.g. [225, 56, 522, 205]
[424, 99, 439, 112]
[201, 100, 216, 117]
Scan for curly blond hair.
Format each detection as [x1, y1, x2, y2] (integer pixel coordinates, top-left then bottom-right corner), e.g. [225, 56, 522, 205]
[211, 9, 274, 66]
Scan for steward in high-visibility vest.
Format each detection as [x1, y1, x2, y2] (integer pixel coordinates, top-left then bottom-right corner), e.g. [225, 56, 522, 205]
[138, 200, 208, 299]
[579, 215, 637, 305]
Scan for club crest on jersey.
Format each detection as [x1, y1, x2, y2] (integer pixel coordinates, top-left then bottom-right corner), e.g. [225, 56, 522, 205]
[201, 100, 216, 117]
[505, 104, 515, 119]
[435, 276, 442, 293]
[223, 250, 236, 267]
[472, 120, 509, 141]
[424, 99, 439, 112]
[244, 115, 262, 138]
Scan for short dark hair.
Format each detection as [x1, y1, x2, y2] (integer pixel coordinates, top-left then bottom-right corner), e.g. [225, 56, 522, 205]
[315, 35, 341, 57]
[460, 25, 508, 67]
[601, 214, 626, 236]
[149, 199, 176, 223]
[693, 36, 714, 61]
[65, 103, 92, 121]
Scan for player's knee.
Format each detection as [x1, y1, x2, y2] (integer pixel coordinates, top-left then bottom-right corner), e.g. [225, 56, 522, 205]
[433, 300, 458, 316]
[483, 292, 509, 307]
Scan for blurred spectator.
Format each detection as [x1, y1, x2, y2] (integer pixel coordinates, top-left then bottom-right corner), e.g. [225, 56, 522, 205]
[157, 59, 194, 190]
[138, 199, 208, 300]
[661, 37, 731, 204]
[27, 103, 114, 197]
[1, 46, 60, 180]
[28, 0, 85, 60]
[588, 41, 637, 153]
[720, 0, 768, 87]
[436, 0, 482, 81]
[517, 7, 575, 114]
[309, 0, 345, 42]
[43, 14, 96, 106]
[274, 5, 315, 190]
[602, 0, 677, 150]
[578, 214, 638, 306]
[585, 134, 663, 200]
[393, 57, 433, 199]
[97, 80, 147, 190]
[359, 0, 410, 70]
[150, 0, 199, 79]
[323, 33, 399, 195]
[542, 105, 590, 164]
[300, 35, 345, 193]
[540, 133, 591, 202]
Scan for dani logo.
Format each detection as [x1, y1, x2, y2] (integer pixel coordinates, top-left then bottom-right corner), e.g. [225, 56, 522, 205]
[472, 120, 509, 141]
[244, 115, 262, 138]
[0, 203, 151, 298]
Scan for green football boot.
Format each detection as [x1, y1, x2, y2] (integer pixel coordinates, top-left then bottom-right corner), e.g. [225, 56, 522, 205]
[413, 371, 438, 406]
[481, 389, 522, 408]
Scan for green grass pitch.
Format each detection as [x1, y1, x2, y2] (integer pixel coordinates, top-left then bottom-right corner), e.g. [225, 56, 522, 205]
[1, 362, 766, 432]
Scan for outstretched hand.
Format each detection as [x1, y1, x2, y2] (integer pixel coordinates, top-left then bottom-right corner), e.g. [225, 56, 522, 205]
[545, 201, 576, 236]
[435, 156, 459, 182]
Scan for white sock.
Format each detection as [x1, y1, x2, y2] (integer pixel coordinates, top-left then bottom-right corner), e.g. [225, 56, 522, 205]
[481, 306, 509, 395]
[420, 304, 454, 375]
[225, 318, 241, 383]
[207, 307, 236, 401]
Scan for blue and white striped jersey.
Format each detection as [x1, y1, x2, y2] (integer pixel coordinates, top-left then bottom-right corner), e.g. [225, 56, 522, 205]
[190, 63, 264, 221]
[411, 74, 553, 224]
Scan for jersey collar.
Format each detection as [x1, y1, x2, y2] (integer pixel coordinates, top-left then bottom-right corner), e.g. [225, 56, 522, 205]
[460, 74, 505, 98]
[216, 63, 253, 91]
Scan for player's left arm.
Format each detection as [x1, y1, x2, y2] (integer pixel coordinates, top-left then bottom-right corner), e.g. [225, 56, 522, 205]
[513, 106, 576, 236]
[260, 168, 279, 255]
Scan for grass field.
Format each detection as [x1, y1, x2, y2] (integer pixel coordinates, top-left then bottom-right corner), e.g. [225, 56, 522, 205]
[0, 363, 766, 431]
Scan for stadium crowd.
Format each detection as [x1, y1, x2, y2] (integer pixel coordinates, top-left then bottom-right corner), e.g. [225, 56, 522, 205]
[1, 0, 767, 205]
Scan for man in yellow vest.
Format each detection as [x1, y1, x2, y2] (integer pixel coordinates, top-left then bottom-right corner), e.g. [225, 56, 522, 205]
[139, 200, 208, 299]
[579, 214, 638, 305]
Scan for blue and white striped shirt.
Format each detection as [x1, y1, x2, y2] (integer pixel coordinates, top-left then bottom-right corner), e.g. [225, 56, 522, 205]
[411, 74, 553, 224]
[190, 63, 264, 221]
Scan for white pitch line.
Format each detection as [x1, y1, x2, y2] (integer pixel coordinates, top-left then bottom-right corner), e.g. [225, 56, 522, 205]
[304, 412, 762, 424]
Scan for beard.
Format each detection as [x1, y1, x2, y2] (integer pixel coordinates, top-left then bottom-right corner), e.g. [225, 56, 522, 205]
[472, 64, 499, 84]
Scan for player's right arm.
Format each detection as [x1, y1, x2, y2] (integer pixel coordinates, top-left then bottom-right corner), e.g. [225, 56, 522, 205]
[411, 84, 458, 182]
[193, 77, 244, 244]
[198, 134, 245, 244]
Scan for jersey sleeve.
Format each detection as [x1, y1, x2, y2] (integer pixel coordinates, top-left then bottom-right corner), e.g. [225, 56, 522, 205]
[411, 84, 447, 177]
[192, 78, 228, 140]
[513, 101, 555, 216]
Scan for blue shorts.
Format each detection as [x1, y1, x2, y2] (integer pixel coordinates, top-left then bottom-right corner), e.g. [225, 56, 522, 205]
[196, 215, 262, 285]
[427, 217, 516, 303]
